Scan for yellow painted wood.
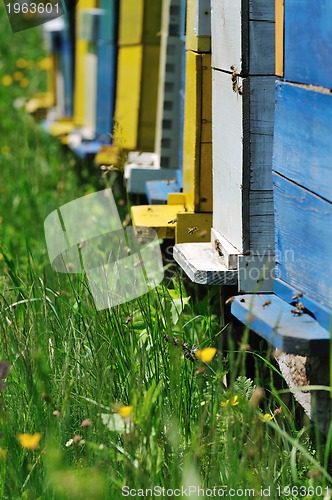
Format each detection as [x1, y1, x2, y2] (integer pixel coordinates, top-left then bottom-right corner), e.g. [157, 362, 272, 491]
[49, 119, 75, 137]
[74, 0, 97, 127]
[25, 93, 54, 114]
[119, 0, 162, 46]
[167, 193, 186, 205]
[131, 204, 186, 239]
[176, 212, 212, 244]
[186, 0, 211, 53]
[114, 45, 160, 151]
[94, 145, 122, 166]
[182, 51, 212, 213]
[276, 0, 284, 76]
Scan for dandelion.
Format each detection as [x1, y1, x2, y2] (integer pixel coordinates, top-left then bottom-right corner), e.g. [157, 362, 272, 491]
[0, 253, 4, 261]
[16, 58, 28, 69]
[1, 146, 9, 154]
[37, 57, 52, 70]
[260, 413, 274, 422]
[17, 432, 41, 450]
[0, 448, 7, 459]
[117, 405, 133, 419]
[19, 78, 29, 88]
[1, 75, 13, 86]
[13, 71, 24, 81]
[195, 347, 217, 363]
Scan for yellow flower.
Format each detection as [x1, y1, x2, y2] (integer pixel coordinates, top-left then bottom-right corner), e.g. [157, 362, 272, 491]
[20, 78, 29, 88]
[37, 57, 52, 70]
[221, 395, 239, 408]
[17, 432, 42, 450]
[195, 347, 217, 363]
[1, 75, 13, 86]
[1, 146, 10, 154]
[16, 58, 28, 69]
[117, 406, 133, 419]
[13, 71, 24, 81]
[260, 413, 274, 422]
[0, 253, 4, 261]
[0, 448, 7, 459]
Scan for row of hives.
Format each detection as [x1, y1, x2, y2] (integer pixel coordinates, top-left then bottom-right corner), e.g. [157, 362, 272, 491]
[30, 0, 332, 356]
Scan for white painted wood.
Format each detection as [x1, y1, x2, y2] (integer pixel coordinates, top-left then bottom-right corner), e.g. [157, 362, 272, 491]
[195, 0, 211, 36]
[210, 228, 240, 270]
[173, 243, 237, 284]
[238, 254, 274, 292]
[212, 69, 245, 252]
[211, 0, 275, 74]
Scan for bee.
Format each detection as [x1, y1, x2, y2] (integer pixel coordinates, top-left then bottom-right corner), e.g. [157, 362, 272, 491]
[78, 240, 86, 250]
[168, 218, 178, 224]
[214, 239, 223, 257]
[199, 230, 207, 238]
[163, 178, 176, 185]
[292, 292, 303, 300]
[225, 296, 235, 305]
[296, 302, 305, 311]
[262, 299, 271, 307]
[291, 308, 303, 316]
[188, 227, 198, 234]
[230, 65, 242, 95]
[125, 315, 133, 325]
[240, 298, 245, 303]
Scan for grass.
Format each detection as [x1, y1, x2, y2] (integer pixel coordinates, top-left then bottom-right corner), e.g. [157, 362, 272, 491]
[0, 5, 331, 499]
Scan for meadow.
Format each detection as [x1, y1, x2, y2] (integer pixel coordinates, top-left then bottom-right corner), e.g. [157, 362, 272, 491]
[0, 5, 331, 499]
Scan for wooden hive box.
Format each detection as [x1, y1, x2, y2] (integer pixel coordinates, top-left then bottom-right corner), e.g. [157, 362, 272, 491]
[232, 0, 332, 355]
[211, 0, 275, 291]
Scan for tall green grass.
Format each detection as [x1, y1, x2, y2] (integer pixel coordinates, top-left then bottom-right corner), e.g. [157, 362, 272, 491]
[0, 4, 331, 499]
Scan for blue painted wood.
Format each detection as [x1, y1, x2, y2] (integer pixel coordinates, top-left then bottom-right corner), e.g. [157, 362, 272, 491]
[145, 179, 180, 204]
[71, 141, 103, 159]
[284, 0, 332, 88]
[231, 294, 330, 355]
[99, 0, 118, 43]
[273, 173, 332, 310]
[274, 278, 331, 332]
[60, 21, 73, 117]
[273, 82, 332, 202]
[96, 43, 117, 138]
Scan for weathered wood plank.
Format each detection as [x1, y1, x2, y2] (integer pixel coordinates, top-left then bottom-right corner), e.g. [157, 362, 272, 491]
[212, 70, 274, 253]
[273, 82, 332, 203]
[284, 0, 332, 88]
[173, 243, 237, 284]
[249, 0, 275, 21]
[211, 0, 275, 75]
[238, 254, 275, 293]
[273, 173, 332, 310]
[231, 294, 330, 355]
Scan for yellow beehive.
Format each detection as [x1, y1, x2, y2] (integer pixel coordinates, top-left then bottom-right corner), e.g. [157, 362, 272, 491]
[118, 0, 162, 46]
[114, 45, 160, 151]
[182, 51, 212, 213]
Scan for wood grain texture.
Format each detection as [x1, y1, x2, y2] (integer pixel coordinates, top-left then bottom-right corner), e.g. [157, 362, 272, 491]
[212, 70, 274, 253]
[273, 82, 332, 203]
[182, 51, 212, 212]
[238, 254, 275, 293]
[231, 294, 330, 355]
[173, 243, 237, 284]
[284, 0, 332, 88]
[118, 0, 162, 46]
[211, 0, 275, 75]
[273, 173, 332, 310]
